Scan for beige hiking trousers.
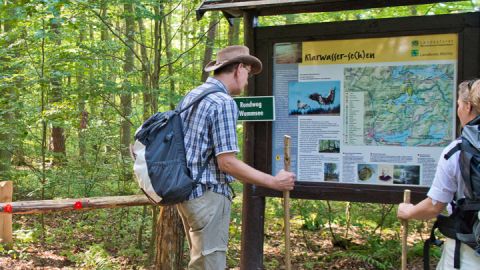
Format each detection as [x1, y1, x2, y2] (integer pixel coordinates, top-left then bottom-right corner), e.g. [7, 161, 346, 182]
[177, 190, 231, 270]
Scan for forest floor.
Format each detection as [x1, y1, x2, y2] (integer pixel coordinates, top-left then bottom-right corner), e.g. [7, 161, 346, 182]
[0, 213, 437, 270]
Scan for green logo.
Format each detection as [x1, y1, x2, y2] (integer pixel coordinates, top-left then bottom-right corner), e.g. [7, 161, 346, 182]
[411, 40, 419, 47]
[411, 49, 419, 57]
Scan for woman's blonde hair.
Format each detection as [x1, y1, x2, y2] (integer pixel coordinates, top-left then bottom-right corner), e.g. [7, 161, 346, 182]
[458, 79, 480, 115]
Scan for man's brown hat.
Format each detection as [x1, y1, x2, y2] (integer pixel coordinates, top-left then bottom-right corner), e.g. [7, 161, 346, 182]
[204, 45, 262, 74]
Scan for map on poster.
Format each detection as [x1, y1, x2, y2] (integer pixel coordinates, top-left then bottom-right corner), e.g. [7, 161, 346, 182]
[344, 64, 455, 147]
[271, 34, 458, 187]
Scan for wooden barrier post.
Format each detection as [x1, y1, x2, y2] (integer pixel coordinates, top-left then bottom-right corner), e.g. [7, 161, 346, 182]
[0, 181, 13, 247]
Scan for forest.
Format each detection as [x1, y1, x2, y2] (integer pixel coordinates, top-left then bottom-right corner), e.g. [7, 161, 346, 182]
[0, 0, 479, 269]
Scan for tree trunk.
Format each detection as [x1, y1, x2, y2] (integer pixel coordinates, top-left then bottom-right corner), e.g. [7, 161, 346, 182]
[201, 12, 219, 82]
[50, 9, 66, 164]
[39, 18, 48, 242]
[120, 3, 134, 166]
[138, 16, 153, 120]
[100, 1, 109, 41]
[179, 4, 189, 93]
[155, 205, 184, 270]
[77, 26, 87, 161]
[162, 7, 175, 109]
[151, 4, 163, 113]
[0, 1, 15, 177]
[228, 17, 240, 45]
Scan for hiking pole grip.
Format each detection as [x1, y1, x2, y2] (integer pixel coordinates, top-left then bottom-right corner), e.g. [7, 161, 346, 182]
[283, 135, 291, 270]
[401, 189, 411, 270]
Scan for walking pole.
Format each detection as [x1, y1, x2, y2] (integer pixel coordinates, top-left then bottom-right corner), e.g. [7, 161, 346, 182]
[283, 135, 292, 270]
[401, 189, 411, 270]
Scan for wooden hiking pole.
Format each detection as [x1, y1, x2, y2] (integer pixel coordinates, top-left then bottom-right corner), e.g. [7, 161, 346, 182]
[283, 135, 291, 270]
[401, 189, 411, 270]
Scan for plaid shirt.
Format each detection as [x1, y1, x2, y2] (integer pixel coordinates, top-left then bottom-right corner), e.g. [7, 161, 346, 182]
[180, 77, 239, 200]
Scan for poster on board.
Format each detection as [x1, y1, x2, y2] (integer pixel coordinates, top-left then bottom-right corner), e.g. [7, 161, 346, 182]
[271, 34, 457, 187]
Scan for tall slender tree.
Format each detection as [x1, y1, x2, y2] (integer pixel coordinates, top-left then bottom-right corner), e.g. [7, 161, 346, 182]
[137, 15, 153, 120]
[120, 2, 134, 176]
[49, 4, 66, 164]
[201, 12, 219, 82]
[150, 3, 163, 113]
[228, 18, 240, 45]
[0, 0, 17, 177]
[163, 7, 175, 109]
[77, 22, 87, 162]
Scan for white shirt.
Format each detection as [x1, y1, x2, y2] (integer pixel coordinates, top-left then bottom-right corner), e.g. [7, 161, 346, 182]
[427, 139, 466, 206]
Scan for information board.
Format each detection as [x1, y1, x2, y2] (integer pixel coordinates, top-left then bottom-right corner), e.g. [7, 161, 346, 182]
[271, 34, 458, 187]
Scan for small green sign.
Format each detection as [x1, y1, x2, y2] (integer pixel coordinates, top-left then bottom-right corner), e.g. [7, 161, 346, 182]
[234, 96, 275, 121]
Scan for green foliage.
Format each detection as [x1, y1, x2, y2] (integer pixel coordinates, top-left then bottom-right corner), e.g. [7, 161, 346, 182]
[72, 244, 116, 269]
[14, 229, 36, 245]
[259, 198, 441, 269]
[0, 1, 476, 268]
[293, 199, 325, 231]
[411, 237, 442, 259]
[264, 257, 280, 269]
[11, 208, 153, 267]
[333, 250, 392, 270]
[0, 228, 38, 260]
[259, 1, 478, 26]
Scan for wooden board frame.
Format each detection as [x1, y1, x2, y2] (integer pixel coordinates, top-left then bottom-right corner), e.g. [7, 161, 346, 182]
[252, 12, 480, 203]
[240, 12, 480, 269]
[197, 0, 463, 19]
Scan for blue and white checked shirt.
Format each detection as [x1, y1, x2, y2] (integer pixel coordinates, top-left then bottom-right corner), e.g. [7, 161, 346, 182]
[180, 77, 239, 200]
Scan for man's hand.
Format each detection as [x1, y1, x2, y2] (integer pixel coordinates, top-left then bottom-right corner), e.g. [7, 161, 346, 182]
[397, 203, 414, 220]
[217, 153, 296, 190]
[270, 169, 295, 191]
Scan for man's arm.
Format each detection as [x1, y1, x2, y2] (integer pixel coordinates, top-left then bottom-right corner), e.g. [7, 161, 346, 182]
[216, 152, 295, 191]
[397, 197, 447, 220]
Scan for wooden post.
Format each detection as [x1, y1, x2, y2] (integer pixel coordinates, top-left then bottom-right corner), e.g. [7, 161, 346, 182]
[240, 10, 266, 270]
[0, 181, 13, 246]
[401, 189, 411, 270]
[283, 135, 291, 270]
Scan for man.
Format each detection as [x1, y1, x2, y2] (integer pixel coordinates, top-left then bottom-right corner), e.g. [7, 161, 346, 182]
[177, 45, 296, 269]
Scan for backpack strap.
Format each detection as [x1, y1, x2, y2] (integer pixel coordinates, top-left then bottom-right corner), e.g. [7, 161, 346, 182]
[193, 154, 237, 200]
[194, 154, 213, 184]
[456, 231, 477, 245]
[445, 138, 478, 199]
[423, 218, 446, 270]
[457, 201, 480, 211]
[176, 86, 224, 114]
[444, 142, 461, 160]
[454, 239, 461, 269]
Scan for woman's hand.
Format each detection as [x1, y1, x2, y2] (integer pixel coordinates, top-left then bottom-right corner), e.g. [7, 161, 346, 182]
[397, 203, 414, 220]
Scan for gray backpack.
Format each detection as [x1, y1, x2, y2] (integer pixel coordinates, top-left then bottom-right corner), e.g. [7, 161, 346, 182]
[131, 88, 222, 205]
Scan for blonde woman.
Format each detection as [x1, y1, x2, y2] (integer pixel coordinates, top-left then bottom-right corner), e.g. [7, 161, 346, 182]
[398, 79, 480, 269]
